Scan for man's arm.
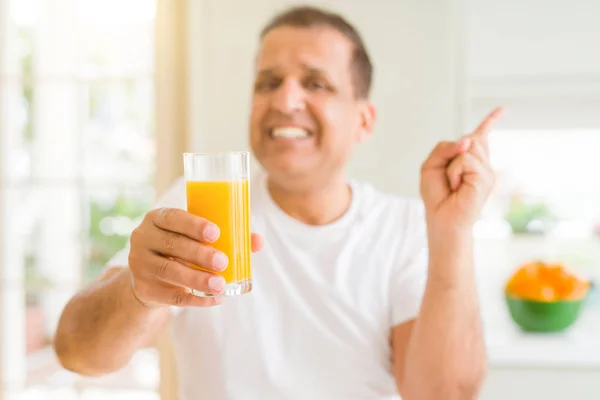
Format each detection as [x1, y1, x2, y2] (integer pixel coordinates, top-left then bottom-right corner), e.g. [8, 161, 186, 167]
[53, 267, 171, 376]
[54, 206, 264, 377]
[392, 232, 485, 400]
[392, 108, 503, 399]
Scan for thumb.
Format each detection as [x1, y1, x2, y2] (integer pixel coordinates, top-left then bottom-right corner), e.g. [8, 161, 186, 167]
[422, 137, 472, 169]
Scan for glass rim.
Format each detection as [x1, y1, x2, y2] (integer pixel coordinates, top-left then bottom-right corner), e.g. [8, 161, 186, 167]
[183, 151, 249, 157]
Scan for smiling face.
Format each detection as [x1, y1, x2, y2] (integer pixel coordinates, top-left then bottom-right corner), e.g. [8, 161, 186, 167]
[249, 26, 375, 191]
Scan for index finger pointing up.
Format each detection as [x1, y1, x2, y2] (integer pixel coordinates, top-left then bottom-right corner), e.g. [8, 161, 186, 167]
[469, 107, 504, 157]
[473, 107, 504, 139]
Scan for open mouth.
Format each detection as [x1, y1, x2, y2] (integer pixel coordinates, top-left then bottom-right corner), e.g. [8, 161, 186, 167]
[269, 127, 312, 140]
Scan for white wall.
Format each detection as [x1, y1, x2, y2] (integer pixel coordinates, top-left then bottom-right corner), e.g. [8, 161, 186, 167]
[466, 0, 600, 130]
[468, 0, 600, 81]
[187, 0, 467, 197]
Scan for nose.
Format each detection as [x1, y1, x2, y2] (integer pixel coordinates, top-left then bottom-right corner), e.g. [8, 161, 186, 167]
[271, 79, 305, 113]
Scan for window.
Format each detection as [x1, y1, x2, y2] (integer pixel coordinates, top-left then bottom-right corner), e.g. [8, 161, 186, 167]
[0, 0, 160, 397]
[479, 129, 600, 238]
[471, 102, 600, 294]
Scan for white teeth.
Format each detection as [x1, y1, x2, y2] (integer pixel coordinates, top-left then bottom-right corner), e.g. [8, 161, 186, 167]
[271, 127, 309, 139]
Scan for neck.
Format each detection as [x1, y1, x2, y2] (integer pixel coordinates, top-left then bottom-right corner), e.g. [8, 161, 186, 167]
[267, 175, 352, 226]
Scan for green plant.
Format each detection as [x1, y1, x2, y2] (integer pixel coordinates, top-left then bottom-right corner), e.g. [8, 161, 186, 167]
[504, 195, 556, 235]
[24, 252, 51, 307]
[87, 193, 151, 282]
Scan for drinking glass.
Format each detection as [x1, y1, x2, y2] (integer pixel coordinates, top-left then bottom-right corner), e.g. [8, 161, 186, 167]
[183, 152, 252, 296]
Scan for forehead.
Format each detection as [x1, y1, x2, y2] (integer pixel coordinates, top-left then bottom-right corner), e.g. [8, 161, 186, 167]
[256, 26, 353, 75]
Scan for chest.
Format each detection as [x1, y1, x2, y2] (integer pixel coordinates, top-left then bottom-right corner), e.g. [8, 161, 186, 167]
[257, 219, 399, 325]
[173, 221, 402, 397]
[198, 223, 400, 370]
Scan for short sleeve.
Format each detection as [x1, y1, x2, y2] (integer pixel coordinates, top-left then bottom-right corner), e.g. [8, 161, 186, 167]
[390, 200, 429, 327]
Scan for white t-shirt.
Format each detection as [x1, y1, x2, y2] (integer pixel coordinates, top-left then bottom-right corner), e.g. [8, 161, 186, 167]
[108, 171, 429, 400]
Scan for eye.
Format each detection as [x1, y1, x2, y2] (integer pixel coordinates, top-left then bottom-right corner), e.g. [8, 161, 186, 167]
[305, 78, 329, 91]
[255, 78, 281, 92]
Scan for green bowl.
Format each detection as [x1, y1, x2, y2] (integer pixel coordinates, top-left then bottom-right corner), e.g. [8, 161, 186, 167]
[504, 294, 586, 333]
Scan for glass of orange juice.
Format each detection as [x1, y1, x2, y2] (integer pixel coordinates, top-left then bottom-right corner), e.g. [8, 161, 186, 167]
[183, 152, 252, 297]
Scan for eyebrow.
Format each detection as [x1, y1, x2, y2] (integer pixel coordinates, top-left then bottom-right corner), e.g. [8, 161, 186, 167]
[256, 63, 333, 80]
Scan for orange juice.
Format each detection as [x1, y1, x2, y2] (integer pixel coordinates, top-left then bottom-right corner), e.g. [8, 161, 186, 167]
[185, 180, 251, 284]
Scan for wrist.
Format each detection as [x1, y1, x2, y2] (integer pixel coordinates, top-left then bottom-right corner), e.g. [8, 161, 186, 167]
[426, 224, 475, 284]
[126, 274, 165, 311]
[130, 285, 156, 309]
[427, 223, 473, 252]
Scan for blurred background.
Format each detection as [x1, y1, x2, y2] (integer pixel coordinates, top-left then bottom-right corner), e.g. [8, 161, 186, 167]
[0, 0, 599, 399]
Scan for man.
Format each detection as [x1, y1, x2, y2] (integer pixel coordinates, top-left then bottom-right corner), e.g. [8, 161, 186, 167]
[54, 5, 502, 400]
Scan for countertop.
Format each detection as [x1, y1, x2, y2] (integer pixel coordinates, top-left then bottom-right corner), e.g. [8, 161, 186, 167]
[484, 294, 600, 369]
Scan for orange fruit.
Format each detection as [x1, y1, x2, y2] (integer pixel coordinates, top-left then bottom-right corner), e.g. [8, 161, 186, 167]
[506, 261, 589, 301]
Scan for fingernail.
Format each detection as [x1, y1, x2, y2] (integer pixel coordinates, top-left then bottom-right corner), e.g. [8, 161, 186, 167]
[203, 225, 220, 242]
[209, 276, 225, 292]
[212, 252, 228, 270]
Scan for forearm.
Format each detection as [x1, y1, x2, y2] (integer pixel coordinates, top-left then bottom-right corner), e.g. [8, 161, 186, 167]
[403, 229, 486, 399]
[54, 268, 170, 376]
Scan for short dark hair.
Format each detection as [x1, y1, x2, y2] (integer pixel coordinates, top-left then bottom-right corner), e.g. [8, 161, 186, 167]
[259, 5, 373, 99]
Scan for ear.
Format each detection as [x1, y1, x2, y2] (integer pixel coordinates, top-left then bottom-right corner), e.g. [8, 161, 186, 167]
[356, 101, 376, 143]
